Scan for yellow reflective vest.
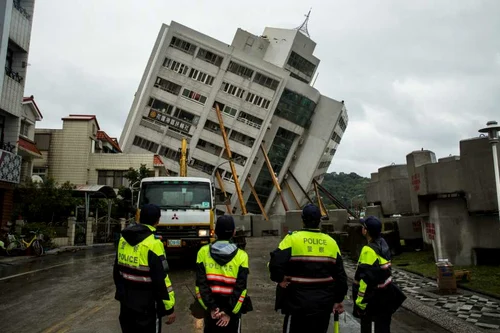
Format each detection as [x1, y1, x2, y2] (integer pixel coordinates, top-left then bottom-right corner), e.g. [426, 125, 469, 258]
[195, 241, 249, 315]
[114, 224, 175, 315]
[354, 244, 392, 311]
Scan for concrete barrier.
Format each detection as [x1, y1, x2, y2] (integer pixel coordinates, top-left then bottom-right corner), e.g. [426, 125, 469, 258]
[326, 209, 348, 231]
[365, 205, 383, 219]
[233, 215, 252, 236]
[283, 210, 303, 236]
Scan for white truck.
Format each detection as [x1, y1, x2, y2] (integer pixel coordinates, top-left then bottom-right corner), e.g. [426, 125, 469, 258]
[135, 176, 215, 256]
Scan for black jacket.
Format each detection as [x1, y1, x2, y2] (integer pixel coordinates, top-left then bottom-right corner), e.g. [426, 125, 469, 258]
[113, 224, 174, 317]
[269, 229, 348, 316]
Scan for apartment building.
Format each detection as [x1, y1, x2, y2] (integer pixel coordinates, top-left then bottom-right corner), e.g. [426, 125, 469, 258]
[18, 95, 43, 181]
[119, 20, 348, 215]
[33, 115, 168, 188]
[0, 0, 36, 228]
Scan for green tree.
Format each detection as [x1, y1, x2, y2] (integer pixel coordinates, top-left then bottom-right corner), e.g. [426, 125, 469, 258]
[13, 178, 79, 223]
[125, 164, 153, 186]
[320, 172, 370, 209]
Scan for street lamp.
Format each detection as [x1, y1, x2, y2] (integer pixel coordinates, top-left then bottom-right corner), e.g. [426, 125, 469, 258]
[479, 120, 500, 226]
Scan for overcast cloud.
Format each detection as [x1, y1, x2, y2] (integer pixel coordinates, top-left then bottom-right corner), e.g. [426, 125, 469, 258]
[25, 0, 500, 177]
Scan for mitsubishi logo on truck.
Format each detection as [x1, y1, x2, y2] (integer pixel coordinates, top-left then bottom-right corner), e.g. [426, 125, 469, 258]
[172, 214, 179, 220]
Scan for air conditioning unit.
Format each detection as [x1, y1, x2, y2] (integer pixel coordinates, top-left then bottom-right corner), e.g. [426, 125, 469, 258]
[188, 159, 195, 166]
[298, 137, 304, 146]
[284, 173, 289, 180]
[267, 123, 272, 130]
[292, 154, 297, 160]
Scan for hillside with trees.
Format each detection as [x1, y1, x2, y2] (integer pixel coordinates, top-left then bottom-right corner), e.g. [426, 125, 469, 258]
[320, 172, 370, 209]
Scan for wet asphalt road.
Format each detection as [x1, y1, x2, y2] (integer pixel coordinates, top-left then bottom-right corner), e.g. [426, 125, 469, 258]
[0, 238, 449, 333]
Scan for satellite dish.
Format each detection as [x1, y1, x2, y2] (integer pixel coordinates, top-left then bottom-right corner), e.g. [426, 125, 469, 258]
[31, 175, 43, 183]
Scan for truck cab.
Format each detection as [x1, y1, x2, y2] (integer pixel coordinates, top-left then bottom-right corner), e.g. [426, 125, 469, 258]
[136, 176, 215, 257]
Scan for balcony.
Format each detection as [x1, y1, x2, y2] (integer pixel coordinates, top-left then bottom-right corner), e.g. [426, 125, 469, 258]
[0, 143, 22, 183]
[10, 2, 32, 51]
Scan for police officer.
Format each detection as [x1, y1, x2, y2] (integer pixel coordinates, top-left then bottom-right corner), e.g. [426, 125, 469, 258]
[114, 204, 176, 333]
[269, 204, 348, 333]
[195, 215, 251, 332]
[353, 216, 406, 333]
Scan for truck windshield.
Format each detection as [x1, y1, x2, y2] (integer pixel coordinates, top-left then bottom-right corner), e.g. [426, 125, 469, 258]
[139, 181, 212, 209]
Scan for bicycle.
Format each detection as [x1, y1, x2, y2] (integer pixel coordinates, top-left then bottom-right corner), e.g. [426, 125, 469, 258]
[6, 229, 44, 256]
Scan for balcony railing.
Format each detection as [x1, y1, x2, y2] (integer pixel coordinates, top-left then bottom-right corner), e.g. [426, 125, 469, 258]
[13, 0, 31, 20]
[5, 67, 23, 83]
[0, 143, 21, 183]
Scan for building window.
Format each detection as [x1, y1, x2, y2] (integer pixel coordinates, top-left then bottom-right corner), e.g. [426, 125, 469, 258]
[253, 73, 280, 90]
[338, 117, 347, 132]
[275, 89, 316, 128]
[330, 148, 336, 156]
[148, 97, 174, 115]
[227, 61, 254, 79]
[163, 57, 189, 75]
[289, 72, 309, 84]
[169, 36, 197, 55]
[245, 92, 271, 109]
[331, 132, 341, 144]
[196, 48, 224, 66]
[191, 159, 215, 174]
[188, 68, 215, 86]
[203, 119, 228, 135]
[287, 51, 316, 77]
[196, 139, 223, 156]
[237, 111, 263, 130]
[97, 170, 128, 188]
[32, 167, 47, 181]
[223, 105, 237, 118]
[154, 77, 182, 95]
[221, 150, 247, 166]
[246, 127, 296, 214]
[229, 130, 255, 148]
[181, 89, 207, 105]
[158, 146, 181, 161]
[318, 161, 330, 170]
[221, 82, 245, 99]
[20, 121, 30, 137]
[132, 136, 159, 153]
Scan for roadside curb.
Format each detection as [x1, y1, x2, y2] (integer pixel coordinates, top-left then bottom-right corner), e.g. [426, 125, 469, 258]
[0, 243, 114, 264]
[343, 263, 486, 333]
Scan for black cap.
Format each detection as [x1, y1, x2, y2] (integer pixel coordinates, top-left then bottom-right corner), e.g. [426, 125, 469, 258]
[302, 204, 322, 226]
[361, 216, 382, 237]
[140, 204, 161, 225]
[215, 215, 235, 240]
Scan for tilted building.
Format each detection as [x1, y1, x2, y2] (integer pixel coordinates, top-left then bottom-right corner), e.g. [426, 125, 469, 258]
[119, 20, 348, 215]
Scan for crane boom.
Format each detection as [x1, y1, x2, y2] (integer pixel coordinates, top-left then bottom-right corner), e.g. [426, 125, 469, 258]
[260, 142, 289, 211]
[214, 103, 247, 215]
[179, 138, 188, 177]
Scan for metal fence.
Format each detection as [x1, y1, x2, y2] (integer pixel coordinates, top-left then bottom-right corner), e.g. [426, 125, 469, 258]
[94, 217, 121, 244]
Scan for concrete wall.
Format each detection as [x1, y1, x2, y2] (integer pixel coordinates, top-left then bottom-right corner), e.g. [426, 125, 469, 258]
[377, 164, 412, 215]
[326, 209, 348, 232]
[429, 197, 500, 266]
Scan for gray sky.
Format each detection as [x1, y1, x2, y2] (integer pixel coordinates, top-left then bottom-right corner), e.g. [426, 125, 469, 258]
[25, 0, 500, 177]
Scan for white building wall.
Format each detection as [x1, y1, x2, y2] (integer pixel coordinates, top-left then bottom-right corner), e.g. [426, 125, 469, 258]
[120, 21, 349, 215]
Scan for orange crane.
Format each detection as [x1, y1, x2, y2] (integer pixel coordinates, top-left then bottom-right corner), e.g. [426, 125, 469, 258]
[260, 142, 289, 212]
[246, 175, 269, 221]
[179, 138, 188, 177]
[214, 103, 247, 215]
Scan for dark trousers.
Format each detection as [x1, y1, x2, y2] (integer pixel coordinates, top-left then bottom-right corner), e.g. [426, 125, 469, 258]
[119, 304, 161, 333]
[204, 312, 241, 333]
[283, 313, 331, 333]
[360, 315, 392, 333]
